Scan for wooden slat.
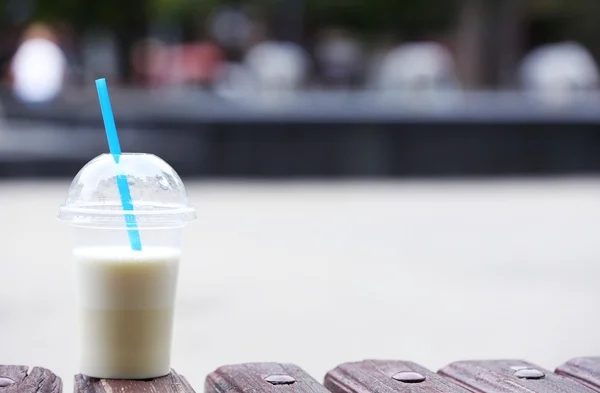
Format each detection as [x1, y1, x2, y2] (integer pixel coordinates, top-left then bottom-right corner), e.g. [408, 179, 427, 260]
[324, 360, 469, 393]
[205, 363, 328, 393]
[0, 365, 61, 393]
[74, 370, 195, 393]
[556, 357, 600, 391]
[439, 360, 595, 393]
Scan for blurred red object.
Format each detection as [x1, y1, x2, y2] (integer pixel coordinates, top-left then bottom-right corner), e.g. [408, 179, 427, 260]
[167, 43, 223, 85]
[132, 40, 223, 87]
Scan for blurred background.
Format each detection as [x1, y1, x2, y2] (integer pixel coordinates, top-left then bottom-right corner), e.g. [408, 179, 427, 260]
[1, 0, 600, 391]
[1, 0, 600, 175]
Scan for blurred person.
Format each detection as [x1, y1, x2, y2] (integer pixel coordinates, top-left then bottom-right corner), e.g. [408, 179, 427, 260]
[369, 42, 460, 110]
[209, 6, 253, 54]
[519, 42, 599, 108]
[131, 39, 223, 88]
[314, 29, 363, 88]
[10, 23, 66, 103]
[244, 41, 309, 96]
[166, 42, 224, 88]
[371, 42, 459, 92]
[131, 38, 169, 86]
[209, 4, 270, 62]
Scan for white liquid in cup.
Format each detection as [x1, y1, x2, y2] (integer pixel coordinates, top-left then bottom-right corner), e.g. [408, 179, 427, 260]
[75, 246, 180, 379]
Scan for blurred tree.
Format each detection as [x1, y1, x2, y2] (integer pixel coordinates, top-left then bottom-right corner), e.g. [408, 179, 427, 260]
[150, 0, 222, 22]
[143, 0, 458, 42]
[6, 0, 598, 85]
[526, 0, 600, 63]
[306, 0, 458, 39]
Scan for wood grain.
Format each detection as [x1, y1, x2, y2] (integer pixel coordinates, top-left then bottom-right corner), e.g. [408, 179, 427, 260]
[205, 363, 328, 393]
[439, 360, 595, 393]
[324, 360, 470, 393]
[0, 365, 61, 393]
[556, 357, 600, 391]
[74, 370, 195, 393]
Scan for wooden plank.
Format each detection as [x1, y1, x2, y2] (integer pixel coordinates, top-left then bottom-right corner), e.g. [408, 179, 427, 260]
[439, 360, 595, 393]
[324, 360, 470, 393]
[0, 365, 61, 393]
[556, 357, 600, 391]
[205, 363, 328, 393]
[74, 370, 195, 393]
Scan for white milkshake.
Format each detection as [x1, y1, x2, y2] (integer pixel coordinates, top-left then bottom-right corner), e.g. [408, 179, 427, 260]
[59, 153, 196, 378]
[75, 246, 180, 379]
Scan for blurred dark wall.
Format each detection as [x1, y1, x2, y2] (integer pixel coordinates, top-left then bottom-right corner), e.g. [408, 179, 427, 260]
[3, 114, 600, 178]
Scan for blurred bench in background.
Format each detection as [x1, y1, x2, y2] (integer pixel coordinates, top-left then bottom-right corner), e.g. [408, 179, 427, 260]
[2, 88, 600, 178]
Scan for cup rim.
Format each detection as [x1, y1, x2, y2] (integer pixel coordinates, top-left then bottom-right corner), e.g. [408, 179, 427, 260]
[58, 205, 196, 227]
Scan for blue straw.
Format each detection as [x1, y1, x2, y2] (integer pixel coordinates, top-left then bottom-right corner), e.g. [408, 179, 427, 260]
[95, 78, 142, 251]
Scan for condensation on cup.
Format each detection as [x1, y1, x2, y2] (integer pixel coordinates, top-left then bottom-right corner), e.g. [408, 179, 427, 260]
[58, 153, 196, 379]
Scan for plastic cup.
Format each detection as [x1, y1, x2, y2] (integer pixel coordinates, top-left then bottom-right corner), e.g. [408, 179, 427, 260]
[58, 153, 196, 379]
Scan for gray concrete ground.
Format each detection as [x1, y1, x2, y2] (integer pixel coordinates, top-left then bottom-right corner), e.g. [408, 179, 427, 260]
[1, 179, 600, 392]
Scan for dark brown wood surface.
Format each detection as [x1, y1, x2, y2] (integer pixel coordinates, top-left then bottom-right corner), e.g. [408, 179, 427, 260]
[0, 365, 61, 393]
[439, 360, 595, 393]
[556, 357, 600, 391]
[325, 360, 470, 393]
[205, 363, 328, 393]
[4, 357, 600, 393]
[74, 370, 195, 393]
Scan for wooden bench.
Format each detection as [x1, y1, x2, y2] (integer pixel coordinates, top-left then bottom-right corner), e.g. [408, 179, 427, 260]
[2, 357, 600, 393]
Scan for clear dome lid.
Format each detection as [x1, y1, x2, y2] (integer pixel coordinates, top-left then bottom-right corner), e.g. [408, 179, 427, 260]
[58, 153, 196, 228]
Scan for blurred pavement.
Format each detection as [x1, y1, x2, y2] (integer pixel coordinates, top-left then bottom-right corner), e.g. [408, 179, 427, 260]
[1, 179, 600, 391]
